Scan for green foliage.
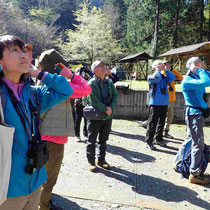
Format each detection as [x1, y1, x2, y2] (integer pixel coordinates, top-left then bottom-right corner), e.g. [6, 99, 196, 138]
[103, 0, 127, 40]
[57, 1, 123, 64]
[0, 0, 57, 56]
[118, 0, 209, 56]
[123, 0, 155, 54]
[0, 0, 209, 64]
[29, 7, 57, 25]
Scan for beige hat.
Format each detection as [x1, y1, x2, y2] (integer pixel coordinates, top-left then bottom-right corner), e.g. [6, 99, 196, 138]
[91, 60, 103, 72]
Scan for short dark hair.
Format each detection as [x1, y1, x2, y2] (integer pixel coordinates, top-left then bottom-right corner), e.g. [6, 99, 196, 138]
[0, 35, 26, 79]
[0, 35, 25, 59]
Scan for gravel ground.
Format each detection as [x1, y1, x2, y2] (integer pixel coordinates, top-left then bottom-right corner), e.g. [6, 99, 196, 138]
[52, 119, 210, 210]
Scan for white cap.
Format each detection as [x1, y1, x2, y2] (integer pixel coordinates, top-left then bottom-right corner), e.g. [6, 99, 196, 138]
[152, 60, 163, 69]
[91, 60, 102, 72]
[186, 57, 199, 69]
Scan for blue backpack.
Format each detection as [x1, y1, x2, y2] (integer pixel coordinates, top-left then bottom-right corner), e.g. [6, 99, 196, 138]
[175, 140, 210, 178]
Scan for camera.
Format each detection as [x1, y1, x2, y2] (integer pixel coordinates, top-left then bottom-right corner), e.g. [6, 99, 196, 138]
[161, 88, 166, 94]
[25, 140, 49, 174]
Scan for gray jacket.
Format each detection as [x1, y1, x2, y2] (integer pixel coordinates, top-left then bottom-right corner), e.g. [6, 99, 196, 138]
[39, 98, 75, 136]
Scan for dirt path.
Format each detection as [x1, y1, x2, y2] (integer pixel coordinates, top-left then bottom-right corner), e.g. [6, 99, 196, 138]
[52, 120, 210, 210]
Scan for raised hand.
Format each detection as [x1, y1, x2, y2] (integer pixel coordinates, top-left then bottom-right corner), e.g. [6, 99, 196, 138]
[55, 63, 73, 79]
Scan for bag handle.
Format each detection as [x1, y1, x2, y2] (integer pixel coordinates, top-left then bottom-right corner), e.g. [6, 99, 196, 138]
[0, 95, 5, 124]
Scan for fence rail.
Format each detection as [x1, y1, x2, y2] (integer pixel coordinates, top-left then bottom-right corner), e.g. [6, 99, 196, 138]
[114, 89, 210, 123]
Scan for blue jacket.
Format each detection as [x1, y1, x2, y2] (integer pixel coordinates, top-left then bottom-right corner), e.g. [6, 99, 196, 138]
[148, 69, 176, 106]
[1, 73, 73, 197]
[182, 68, 210, 115]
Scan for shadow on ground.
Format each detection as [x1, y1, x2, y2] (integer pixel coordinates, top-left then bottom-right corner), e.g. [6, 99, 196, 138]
[110, 130, 145, 142]
[172, 137, 185, 142]
[153, 147, 178, 156]
[52, 194, 88, 210]
[107, 144, 156, 163]
[111, 130, 179, 155]
[99, 167, 210, 210]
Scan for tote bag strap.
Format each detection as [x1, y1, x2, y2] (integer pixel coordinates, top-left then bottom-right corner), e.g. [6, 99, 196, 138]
[0, 95, 5, 124]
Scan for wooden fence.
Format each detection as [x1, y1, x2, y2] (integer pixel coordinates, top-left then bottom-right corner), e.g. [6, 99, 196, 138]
[114, 89, 210, 123]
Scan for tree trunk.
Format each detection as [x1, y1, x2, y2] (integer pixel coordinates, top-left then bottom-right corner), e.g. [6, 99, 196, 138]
[173, 0, 180, 48]
[209, 8, 210, 41]
[151, 0, 160, 58]
[38, 0, 43, 9]
[199, 0, 204, 43]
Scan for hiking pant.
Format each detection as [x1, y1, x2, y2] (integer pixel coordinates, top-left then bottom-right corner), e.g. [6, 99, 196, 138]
[165, 102, 175, 131]
[39, 142, 64, 210]
[74, 102, 87, 137]
[145, 105, 168, 144]
[86, 119, 112, 164]
[0, 187, 41, 210]
[185, 114, 205, 175]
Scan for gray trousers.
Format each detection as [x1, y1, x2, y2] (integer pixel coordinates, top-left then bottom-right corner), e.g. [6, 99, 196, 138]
[185, 114, 205, 175]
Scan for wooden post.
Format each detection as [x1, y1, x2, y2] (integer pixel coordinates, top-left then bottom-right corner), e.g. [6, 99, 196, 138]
[146, 60, 148, 79]
[178, 56, 182, 72]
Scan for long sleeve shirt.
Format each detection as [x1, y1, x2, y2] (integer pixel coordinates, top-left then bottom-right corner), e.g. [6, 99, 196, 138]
[148, 69, 176, 106]
[182, 68, 210, 115]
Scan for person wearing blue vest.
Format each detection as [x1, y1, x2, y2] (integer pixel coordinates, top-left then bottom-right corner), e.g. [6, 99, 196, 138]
[0, 35, 73, 210]
[181, 57, 210, 185]
[145, 60, 176, 150]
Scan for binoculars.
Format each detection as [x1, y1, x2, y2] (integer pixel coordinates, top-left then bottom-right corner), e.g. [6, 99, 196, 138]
[25, 140, 49, 174]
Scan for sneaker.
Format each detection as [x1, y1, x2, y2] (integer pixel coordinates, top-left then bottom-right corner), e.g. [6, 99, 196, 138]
[147, 143, 157, 151]
[89, 163, 97, 172]
[138, 121, 147, 129]
[164, 132, 174, 139]
[155, 140, 167, 147]
[97, 161, 110, 169]
[189, 174, 210, 185]
[75, 136, 81, 142]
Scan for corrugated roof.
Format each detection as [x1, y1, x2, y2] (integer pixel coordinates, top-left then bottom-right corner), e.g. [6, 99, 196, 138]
[119, 52, 152, 63]
[160, 42, 210, 57]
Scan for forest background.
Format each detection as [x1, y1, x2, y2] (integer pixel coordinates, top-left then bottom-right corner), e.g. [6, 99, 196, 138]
[0, 0, 209, 73]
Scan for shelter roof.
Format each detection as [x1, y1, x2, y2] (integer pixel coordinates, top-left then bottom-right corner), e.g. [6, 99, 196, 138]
[160, 42, 210, 57]
[119, 52, 152, 63]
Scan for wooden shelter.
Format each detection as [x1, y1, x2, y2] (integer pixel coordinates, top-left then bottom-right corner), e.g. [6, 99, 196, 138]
[118, 52, 152, 80]
[159, 42, 210, 72]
